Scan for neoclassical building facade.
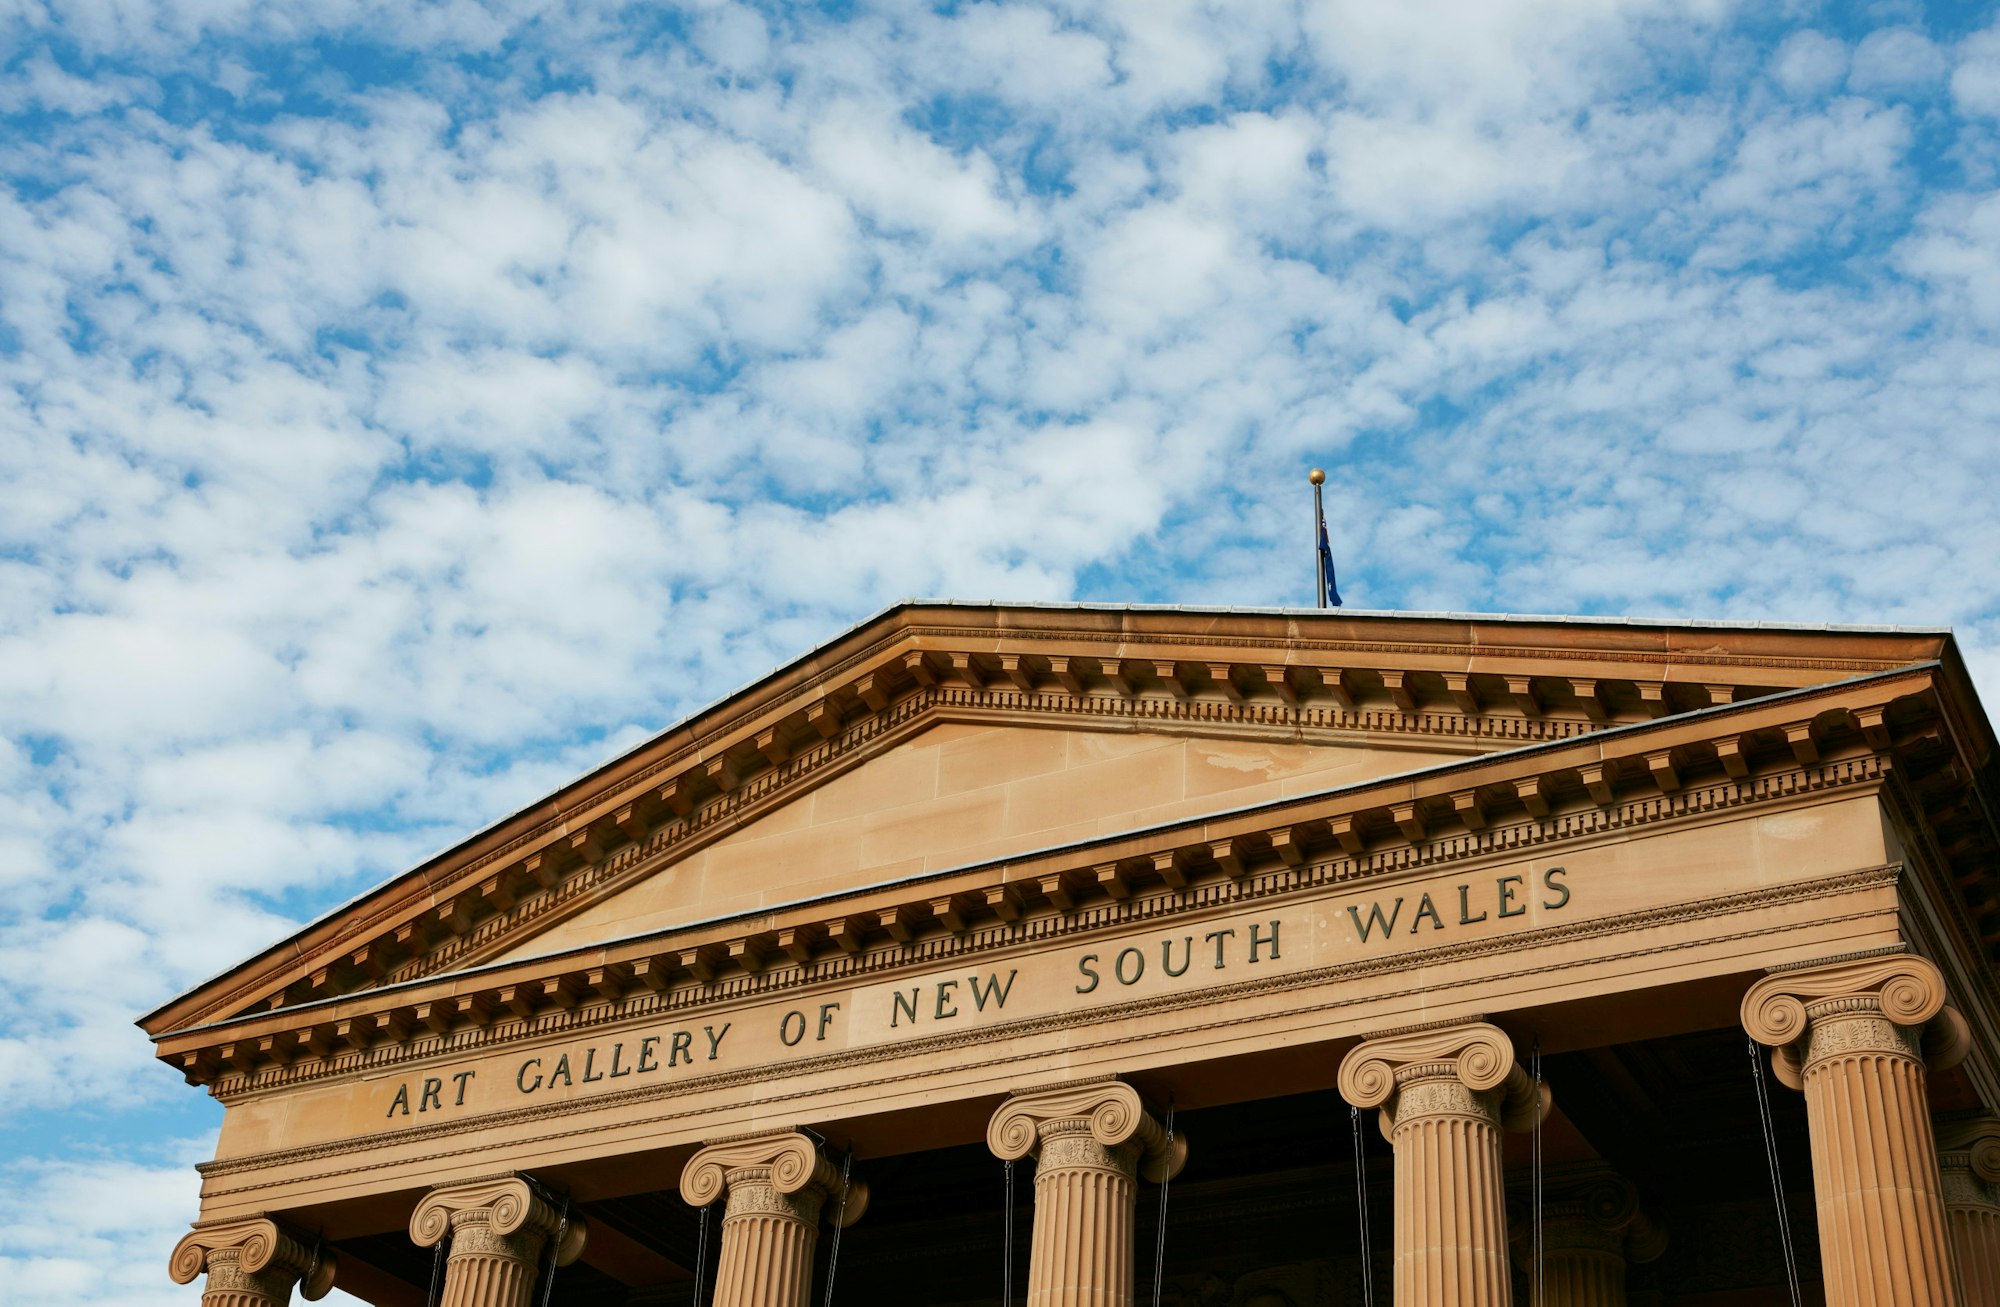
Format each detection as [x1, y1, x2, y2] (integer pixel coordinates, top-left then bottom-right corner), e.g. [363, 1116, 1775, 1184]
[144, 603, 2000, 1306]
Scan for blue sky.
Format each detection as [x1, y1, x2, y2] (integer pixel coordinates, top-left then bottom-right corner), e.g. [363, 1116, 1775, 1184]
[4, 0, 2000, 1300]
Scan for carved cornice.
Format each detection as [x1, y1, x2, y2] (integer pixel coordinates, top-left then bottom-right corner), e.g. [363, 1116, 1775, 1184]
[142, 604, 1949, 1040]
[987, 1078, 1187, 1182]
[195, 863, 1896, 1192]
[172, 736, 1904, 1095]
[679, 1129, 867, 1226]
[168, 1216, 336, 1299]
[409, 1174, 588, 1265]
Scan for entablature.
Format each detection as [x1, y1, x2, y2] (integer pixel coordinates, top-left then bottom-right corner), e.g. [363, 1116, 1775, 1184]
[144, 609, 1950, 1038]
[153, 661, 1965, 1098]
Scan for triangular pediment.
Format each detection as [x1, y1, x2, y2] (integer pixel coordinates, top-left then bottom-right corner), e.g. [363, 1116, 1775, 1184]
[141, 601, 1962, 1038]
[489, 719, 1475, 964]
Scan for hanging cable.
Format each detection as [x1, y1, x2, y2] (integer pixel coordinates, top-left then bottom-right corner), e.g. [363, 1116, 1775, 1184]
[538, 1193, 571, 1307]
[426, 1236, 445, 1307]
[1749, 1038, 1804, 1307]
[821, 1151, 854, 1307]
[1002, 1158, 1016, 1307]
[1530, 1039, 1544, 1307]
[1350, 1104, 1375, 1307]
[691, 1198, 712, 1307]
[1150, 1099, 1176, 1307]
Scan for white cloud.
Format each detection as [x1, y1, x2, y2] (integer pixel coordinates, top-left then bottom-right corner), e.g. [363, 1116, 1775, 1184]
[5, 5, 2000, 1301]
[1848, 27, 1946, 96]
[1951, 19, 2000, 119]
[1770, 30, 1848, 98]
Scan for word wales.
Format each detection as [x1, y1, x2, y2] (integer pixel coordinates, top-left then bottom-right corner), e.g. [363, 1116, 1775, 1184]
[382, 866, 1570, 1120]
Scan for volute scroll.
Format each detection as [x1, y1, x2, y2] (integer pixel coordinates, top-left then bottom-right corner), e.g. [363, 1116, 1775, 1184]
[1742, 953, 1964, 1073]
[986, 1078, 1188, 1182]
[1337, 1021, 1519, 1106]
[408, 1174, 588, 1265]
[168, 1216, 338, 1300]
[679, 1129, 870, 1227]
[1936, 1113, 2000, 1184]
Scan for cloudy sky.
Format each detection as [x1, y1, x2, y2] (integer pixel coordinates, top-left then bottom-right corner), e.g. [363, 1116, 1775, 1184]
[5, 0, 2000, 1300]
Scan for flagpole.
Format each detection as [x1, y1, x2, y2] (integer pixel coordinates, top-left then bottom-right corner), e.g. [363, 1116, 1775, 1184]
[1310, 468, 1327, 609]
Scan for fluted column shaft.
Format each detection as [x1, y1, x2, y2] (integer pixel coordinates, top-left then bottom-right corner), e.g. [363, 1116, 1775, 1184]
[710, 1166, 823, 1307]
[191, 1250, 295, 1307]
[1743, 954, 1965, 1307]
[680, 1130, 867, 1307]
[1026, 1121, 1139, 1307]
[1937, 1116, 2000, 1304]
[438, 1213, 545, 1307]
[1510, 1166, 1666, 1307]
[410, 1175, 587, 1307]
[169, 1216, 337, 1307]
[1339, 1021, 1545, 1307]
[1536, 1210, 1626, 1307]
[1388, 1071, 1512, 1307]
[987, 1079, 1187, 1307]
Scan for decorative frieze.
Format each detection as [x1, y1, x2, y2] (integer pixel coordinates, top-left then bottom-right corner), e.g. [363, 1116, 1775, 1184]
[175, 741, 1898, 1095]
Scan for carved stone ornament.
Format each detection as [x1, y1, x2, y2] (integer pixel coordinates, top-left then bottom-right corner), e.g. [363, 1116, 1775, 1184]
[169, 1216, 338, 1301]
[1509, 1165, 1670, 1269]
[408, 1175, 588, 1266]
[1336, 1020, 1548, 1132]
[986, 1078, 1188, 1183]
[680, 1130, 870, 1227]
[1741, 952, 1965, 1087]
[1936, 1114, 2000, 1189]
[1937, 1113, 2000, 1303]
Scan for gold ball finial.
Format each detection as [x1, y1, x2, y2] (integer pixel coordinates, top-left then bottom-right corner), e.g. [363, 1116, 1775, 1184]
[1308, 468, 1325, 485]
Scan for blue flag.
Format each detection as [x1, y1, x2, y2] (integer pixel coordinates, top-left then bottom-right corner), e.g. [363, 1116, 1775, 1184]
[1318, 517, 1343, 607]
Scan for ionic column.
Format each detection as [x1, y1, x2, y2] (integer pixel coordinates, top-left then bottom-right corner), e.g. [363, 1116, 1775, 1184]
[1743, 953, 1968, 1307]
[409, 1175, 588, 1307]
[680, 1129, 868, 1307]
[1338, 1021, 1547, 1307]
[1511, 1166, 1668, 1307]
[986, 1078, 1188, 1307]
[168, 1217, 337, 1307]
[1936, 1114, 2000, 1302]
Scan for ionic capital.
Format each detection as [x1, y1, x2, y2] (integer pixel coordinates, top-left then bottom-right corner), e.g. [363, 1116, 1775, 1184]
[986, 1078, 1188, 1183]
[1510, 1165, 1669, 1265]
[1742, 953, 1967, 1084]
[169, 1216, 337, 1301]
[1938, 1114, 2000, 1181]
[680, 1129, 869, 1227]
[409, 1174, 588, 1266]
[1338, 1021, 1548, 1132]
[1936, 1113, 2000, 1205]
